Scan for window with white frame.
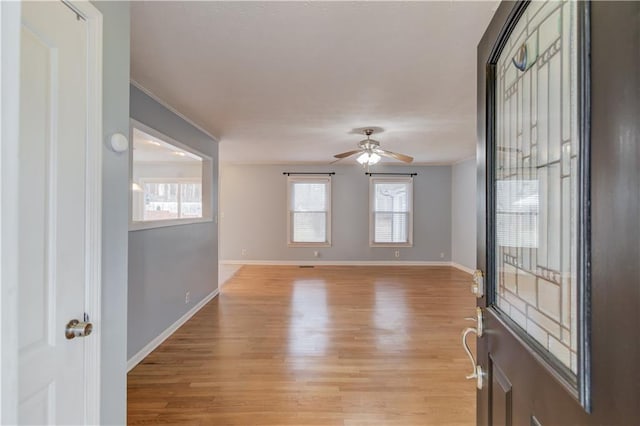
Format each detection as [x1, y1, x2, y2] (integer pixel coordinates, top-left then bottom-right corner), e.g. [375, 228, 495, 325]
[370, 177, 413, 246]
[130, 120, 212, 230]
[287, 176, 331, 246]
[139, 180, 202, 220]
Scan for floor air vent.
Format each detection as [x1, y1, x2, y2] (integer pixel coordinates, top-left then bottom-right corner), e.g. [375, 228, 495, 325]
[299, 265, 315, 268]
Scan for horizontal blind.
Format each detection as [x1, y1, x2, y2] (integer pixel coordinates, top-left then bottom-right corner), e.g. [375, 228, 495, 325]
[374, 212, 408, 243]
[292, 212, 327, 243]
[372, 180, 411, 244]
[495, 179, 539, 248]
[289, 179, 329, 243]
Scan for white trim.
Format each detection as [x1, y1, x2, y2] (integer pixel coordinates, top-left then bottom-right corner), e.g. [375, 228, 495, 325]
[130, 79, 219, 143]
[220, 260, 452, 267]
[130, 119, 213, 162]
[127, 289, 220, 372]
[369, 176, 414, 247]
[218, 264, 241, 288]
[129, 118, 213, 231]
[368, 243, 413, 248]
[130, 217, 213, 232]
[451, 262, 475, 275]
[287, 242, 332, 248]
[0, 1, 21, 423]
[286, 175, 332, 247]
[73, 1, 103, 423]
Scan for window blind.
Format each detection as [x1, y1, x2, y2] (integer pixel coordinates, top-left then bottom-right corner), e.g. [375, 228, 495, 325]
[289, 179, 330, 244]
[371, 180, 412, 244]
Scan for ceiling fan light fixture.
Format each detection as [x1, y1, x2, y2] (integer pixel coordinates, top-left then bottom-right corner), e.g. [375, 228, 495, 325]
[357, 151, 381, 165]
[356, 152, 370, 164]
[332, 127, 412, 165]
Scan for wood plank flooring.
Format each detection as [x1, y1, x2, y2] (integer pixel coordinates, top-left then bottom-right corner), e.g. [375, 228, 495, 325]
[128, 265, 477, 425]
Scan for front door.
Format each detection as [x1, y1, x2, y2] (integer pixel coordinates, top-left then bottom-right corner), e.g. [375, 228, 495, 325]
[18, 2, 99, 424]
[474, 1, 639, 425]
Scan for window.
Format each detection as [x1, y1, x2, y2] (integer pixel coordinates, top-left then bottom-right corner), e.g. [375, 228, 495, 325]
[287, 176, 331, 246]
[130, 120, 212, 230]
[370, 177, 413, 246]
[139, 181, 202, 220]
[492, 0, 582, 376]
[496, 179, 538, 248]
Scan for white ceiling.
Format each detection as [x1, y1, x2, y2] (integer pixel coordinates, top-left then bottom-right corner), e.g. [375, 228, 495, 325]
[133, 128, 201, 163]
[131, 1, 498, 165]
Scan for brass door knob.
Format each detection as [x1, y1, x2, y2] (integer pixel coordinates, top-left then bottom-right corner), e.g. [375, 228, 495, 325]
[65, 319, 93, 340]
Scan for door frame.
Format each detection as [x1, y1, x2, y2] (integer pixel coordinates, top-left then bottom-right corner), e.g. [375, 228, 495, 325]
[0, 1, 103, 423]
[1, 1, 22, 424]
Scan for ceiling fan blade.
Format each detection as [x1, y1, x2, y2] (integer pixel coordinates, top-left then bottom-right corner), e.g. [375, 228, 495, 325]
[333, 149, 362, 159]
[375, 149, 414, 163]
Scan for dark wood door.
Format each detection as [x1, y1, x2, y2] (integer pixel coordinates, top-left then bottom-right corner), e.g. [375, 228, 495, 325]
[475, 1, 640, 425]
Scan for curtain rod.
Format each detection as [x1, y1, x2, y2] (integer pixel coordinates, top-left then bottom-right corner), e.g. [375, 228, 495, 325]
[365, 172, 417, 177]
[282, 172, 335, 176]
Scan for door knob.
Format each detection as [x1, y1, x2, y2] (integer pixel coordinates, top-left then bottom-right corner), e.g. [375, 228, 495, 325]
[462, 326, 485, 389]
[65, 319, 93, 339]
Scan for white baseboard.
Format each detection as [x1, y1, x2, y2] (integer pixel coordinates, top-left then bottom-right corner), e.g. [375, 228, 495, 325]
[218, 263, 242, 288]
[451, 262, 474, 275]
[220, 260, 452, 267]
[222, 260, 476, 274]
[127, 288, 219, 372]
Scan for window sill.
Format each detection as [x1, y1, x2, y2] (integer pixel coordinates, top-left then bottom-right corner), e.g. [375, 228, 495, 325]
[370, 243, 413, 248]
[129, 217, 213, 232]
[287, 242, 332, 248]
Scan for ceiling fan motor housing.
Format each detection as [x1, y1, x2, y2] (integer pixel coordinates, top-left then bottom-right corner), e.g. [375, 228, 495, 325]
[358, 139, 380, 150]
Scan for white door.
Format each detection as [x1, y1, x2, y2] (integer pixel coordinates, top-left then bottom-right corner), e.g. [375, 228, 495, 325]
[19, 2, 93, 424]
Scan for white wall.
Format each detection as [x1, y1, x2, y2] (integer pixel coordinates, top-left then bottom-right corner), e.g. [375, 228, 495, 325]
[220, 164, 452, 263]
[451, 157, 477, 271]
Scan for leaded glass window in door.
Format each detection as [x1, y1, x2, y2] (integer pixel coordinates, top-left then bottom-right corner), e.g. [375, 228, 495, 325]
[494, 1, 579, 374]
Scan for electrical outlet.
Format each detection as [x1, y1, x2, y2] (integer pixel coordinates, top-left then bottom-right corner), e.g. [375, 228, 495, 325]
[241, 248, 247, 256]
[395, 250, 400, 258]
[314, 250, 319, 257]
[185, 291, 190, 304]
[440, 252, 445, 259]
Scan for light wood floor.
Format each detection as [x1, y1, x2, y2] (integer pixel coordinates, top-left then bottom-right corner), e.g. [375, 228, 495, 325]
[128, 265, 477, 425]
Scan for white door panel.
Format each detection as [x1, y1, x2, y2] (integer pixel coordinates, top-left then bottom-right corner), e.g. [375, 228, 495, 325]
[19, 2, 88, 424]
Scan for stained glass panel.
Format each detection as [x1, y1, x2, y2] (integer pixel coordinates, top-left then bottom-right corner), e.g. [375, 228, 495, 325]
[494, 0, 578, 373]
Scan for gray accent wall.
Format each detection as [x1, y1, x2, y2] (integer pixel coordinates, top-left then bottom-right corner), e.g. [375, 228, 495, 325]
[93, 1, 130, 424]
[451, 158, 477, 270]
[220, 164, 451, 262]
[128, 85, 219, 360]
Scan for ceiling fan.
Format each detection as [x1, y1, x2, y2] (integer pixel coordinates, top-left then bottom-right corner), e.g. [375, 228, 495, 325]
[332, 128, 414, 165]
